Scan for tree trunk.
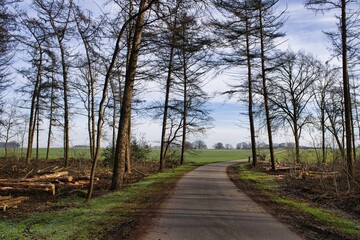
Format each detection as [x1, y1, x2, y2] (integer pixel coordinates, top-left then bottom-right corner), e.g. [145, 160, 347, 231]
[159, 31, 176, 172]
[125, 111, 131, 174]
[46, 73, 56, 160]
[259, 5, 275, 170]
[321, 106, 326, 163]
[245, 11, 257, 166]
[294, 125, 300, 164]
[180, 55, 188, 166]
[26, 46, 43, 164]
[36, 104, 40, 161]
[111, 0, 148, 191]
[341, 0, 353, 177]
[59, 43, 70, 167]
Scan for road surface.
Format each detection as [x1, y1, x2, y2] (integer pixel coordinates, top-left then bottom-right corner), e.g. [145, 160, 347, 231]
[141, 160, 303, 240]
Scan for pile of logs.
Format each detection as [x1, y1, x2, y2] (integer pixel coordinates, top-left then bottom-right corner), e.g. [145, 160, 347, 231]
[0, 171, 99, 196]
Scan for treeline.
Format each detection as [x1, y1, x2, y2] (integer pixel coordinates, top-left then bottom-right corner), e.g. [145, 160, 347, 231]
[0, 0, 359, 199]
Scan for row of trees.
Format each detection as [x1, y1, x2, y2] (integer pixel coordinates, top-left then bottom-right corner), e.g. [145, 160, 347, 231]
[211, 0, 360, 182]
[0, 0, 359, 198]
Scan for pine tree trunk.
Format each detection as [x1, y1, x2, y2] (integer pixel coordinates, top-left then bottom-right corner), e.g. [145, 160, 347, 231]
[111, 0, 148, 191]
[259, 5, 275, 170]
[341, 0, 353, 177]
[245, 11, 257, 166]
[159, 32, 176, 172]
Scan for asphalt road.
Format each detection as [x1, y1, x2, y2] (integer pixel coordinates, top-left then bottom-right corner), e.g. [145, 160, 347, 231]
[141, 160, 303, 240]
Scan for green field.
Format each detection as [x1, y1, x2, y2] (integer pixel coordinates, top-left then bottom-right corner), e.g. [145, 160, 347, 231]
[0, 148, 264, 164]
[0, 148, 93, 160]
[148, 148, 270, 164]
[4, 147, 345, 165]
[274, 148, 345, 164]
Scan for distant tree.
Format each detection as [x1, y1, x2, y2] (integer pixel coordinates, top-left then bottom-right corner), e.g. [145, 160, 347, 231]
[213, 142, 224, 149]
[236, 142, 251, 149]
[324, 83, 345, 157]
[305, 0, 358, 178]
[312, 64, 340, 163]
[193, 140, 207, 149]
[0, 103, 19, 158]
[184, 141, 193, 149]
[270, 51, 321, 163]
[225, 143, 233, 149]
[0, 0, 17, 114]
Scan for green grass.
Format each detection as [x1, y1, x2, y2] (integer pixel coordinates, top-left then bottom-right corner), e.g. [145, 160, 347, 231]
[274, 148, 345, 164]
[237, 163, 360, 239]
[150, 148, 270, 164]
[0, 148, 93, 160]
[0, 165, 195, 240]
[186, 149, 253, 163]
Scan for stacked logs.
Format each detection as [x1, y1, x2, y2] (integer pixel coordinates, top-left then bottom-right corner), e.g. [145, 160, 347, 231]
[0, 171, 100, 195]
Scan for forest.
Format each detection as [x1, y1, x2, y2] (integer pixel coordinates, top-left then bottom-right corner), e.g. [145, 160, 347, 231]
[0, 0, 359, 218]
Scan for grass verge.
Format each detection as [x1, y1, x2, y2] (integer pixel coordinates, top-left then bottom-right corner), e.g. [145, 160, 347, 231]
[0, 165, 195, 240]
[235, 163, 360, 239]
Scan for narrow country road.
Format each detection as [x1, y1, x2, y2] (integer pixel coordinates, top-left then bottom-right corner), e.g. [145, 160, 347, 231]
[141, 160, 303, 240]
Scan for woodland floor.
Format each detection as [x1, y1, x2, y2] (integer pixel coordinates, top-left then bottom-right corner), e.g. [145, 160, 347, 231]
[1, 157, 360, 240]
[0, 157, 170, 220]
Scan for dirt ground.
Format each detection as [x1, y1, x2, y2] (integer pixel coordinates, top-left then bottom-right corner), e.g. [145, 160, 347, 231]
[227, 161, 360, 240]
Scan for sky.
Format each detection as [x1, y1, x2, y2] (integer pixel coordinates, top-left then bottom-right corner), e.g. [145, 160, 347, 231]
[22, 0, 339, 149]
[128, 0, 339, 149]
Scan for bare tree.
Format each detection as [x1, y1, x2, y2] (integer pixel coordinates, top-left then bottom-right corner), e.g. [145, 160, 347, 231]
[33, 0, 74, 167]
[254, 0, 286, 170]
[305, 0, 358, 177]
[312, 64, 340, 163]
[270, 51, 321, 163]
[0, 0, 17, 114]
[16, 15, 48, 163]
[0, 102, 19, 158]
[212, 0, 259, 166]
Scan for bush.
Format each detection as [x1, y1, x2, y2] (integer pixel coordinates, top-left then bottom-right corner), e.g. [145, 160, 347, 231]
[101, 138, 151, 167]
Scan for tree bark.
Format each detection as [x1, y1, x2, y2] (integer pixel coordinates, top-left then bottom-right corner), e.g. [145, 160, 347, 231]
[245, 10, 257, 167]
[111, 0, 148, 191]
[259, 4, 275, 170]
[341, 0, 353, 177]
[159, 35, 175, 171]
[180, 51, 188, 166]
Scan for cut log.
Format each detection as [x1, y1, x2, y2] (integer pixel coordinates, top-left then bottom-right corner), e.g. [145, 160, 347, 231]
[58, 176, 73, 183]
[0, 196, 12, 201]
[21, 171, 69, 182]
[76, 180, 90, 185]
[36, 171, 69, 180]
[0, 182, 55, 195]
[0, 196, 29, 211]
